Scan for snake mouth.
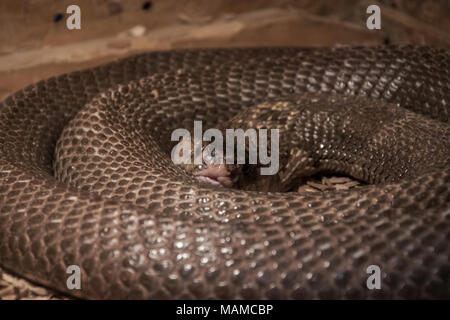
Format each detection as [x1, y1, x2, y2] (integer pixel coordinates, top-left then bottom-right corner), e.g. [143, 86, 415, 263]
[193, 164, 234, 187]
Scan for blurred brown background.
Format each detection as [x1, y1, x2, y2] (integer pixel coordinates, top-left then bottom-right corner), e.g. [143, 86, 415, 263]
[0, 0, 449, 100]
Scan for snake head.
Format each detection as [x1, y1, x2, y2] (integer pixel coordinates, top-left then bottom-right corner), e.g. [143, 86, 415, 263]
[192, 163, 235, 187]
[174, 137, 241, 188]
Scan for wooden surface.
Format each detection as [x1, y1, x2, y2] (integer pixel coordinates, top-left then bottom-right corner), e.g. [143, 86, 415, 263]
[0, 0, 449, 100]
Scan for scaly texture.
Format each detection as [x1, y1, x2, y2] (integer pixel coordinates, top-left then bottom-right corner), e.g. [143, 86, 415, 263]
[0, 47, 449, 299]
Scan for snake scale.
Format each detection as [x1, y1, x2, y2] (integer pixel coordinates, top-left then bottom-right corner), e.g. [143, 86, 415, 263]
[0, 46, 449, 299]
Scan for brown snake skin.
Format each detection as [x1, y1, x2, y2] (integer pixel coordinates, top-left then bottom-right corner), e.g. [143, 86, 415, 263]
[0, 46, 449, 299]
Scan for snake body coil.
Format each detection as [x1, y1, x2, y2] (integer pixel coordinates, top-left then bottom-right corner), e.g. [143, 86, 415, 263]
[0, 46, 449, 299]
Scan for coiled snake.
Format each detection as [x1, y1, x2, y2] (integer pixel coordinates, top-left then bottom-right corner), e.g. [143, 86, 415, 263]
[0, 46, 449, 299]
